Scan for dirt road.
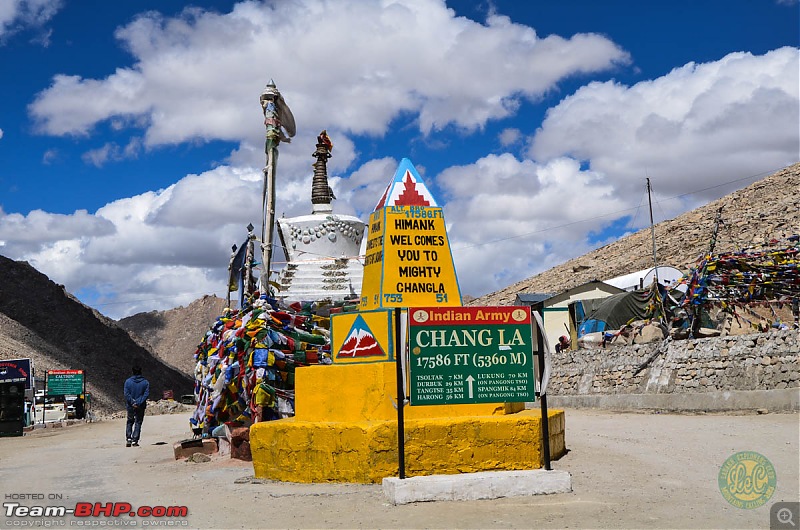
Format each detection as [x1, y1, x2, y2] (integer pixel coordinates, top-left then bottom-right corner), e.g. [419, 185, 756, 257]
[1, 409, 797, 529]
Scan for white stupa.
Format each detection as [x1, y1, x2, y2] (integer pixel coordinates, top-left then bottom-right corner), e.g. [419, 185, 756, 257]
[274, 132, 365, 302]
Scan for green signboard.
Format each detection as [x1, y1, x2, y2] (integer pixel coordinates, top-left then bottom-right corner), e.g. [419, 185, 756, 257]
[408, 307, 536, 405]
[46, 370, 84, 396]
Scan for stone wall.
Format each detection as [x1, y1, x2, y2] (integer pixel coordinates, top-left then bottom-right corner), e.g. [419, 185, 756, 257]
[548, 330, 800, 408]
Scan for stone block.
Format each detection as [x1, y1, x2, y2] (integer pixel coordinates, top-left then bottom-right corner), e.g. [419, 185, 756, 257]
[383, 469, 572, 505]
[220, 424, 253, 461]
[229, 425, 250, 444]
[217, 437, 231, 457]
[173, 438, 216, 460]
[231, 440, 252, 461]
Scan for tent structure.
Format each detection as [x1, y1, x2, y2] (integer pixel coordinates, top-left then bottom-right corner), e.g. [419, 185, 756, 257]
[515, 280, 623, 351]
[577, 288, 660, 336]
[603, 266, 684, 292]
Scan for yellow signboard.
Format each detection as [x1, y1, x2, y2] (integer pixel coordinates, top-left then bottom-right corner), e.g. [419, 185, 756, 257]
[331, 309, 394, 363]
[360, 205, 462, 310]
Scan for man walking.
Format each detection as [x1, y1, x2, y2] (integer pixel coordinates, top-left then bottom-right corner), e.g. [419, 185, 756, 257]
[124, 365, 149, 447]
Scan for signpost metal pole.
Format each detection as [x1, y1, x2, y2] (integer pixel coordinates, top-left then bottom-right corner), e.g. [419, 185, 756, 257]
[534, 304, 552, 471]
[42, 372, 48, 426]
[394, 307, 406, 479]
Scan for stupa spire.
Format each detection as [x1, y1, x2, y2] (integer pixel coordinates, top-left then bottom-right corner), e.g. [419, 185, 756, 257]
[311, 130, 335, 213]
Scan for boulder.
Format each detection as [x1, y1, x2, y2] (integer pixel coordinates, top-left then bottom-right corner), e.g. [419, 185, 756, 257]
[634, 323, 667, 344]
[229, 425, 252, 461]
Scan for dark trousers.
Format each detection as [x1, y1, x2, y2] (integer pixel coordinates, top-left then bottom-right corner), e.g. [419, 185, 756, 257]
[126, 406, 145, 442]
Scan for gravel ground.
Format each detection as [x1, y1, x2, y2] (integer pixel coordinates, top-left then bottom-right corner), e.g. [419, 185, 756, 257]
[1, 408, 797, 529]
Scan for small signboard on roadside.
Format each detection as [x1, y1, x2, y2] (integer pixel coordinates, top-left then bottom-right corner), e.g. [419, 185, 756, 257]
[331, 309, 395, 363]
[0, 358, 33, 389]
[46, 369, 85, 396]
[407, 306, 536, 405]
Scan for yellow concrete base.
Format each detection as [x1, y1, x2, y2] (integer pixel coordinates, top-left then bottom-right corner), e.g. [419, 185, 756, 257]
[251, 409, 565, 483]
[293, 363, 524, 422]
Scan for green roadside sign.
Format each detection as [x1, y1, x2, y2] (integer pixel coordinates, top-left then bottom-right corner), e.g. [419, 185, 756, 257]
[46, 369, 84, 396]
[408, 306, 536, 405]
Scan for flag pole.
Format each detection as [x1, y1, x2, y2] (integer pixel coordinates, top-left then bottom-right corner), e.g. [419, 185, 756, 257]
[259, 81, 296, 294]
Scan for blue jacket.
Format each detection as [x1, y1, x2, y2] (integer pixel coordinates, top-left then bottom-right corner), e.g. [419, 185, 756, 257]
[124, 375, 150, 409]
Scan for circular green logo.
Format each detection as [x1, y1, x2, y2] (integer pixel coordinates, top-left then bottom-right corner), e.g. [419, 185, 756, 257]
[718, 451, 777, 509]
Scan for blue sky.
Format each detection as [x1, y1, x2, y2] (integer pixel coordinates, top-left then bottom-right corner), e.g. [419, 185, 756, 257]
[0, 0, 798, 319]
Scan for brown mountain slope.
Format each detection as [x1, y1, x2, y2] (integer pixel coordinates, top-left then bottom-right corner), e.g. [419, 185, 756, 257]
[117, 295, 227, 375]
[472, 162, 800, 306]
[117, 164, 800, 362]
[0, 256, 194, 413]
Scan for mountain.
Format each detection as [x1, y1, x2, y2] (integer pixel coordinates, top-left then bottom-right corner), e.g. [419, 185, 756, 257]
[0, 256, 194, 413]
[1, 163, 797, 415]
[471, 162, 800, 306]
[117, 295, 227, 375]
[338, 316, 385, 358]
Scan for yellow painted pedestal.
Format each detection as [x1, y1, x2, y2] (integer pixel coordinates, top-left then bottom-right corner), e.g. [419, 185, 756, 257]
[250, 363, 566, 483]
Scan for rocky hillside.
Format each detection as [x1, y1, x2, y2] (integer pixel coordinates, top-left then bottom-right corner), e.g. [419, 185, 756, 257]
[118, 163, 799, 374]
[1, 163, 797, 415]
[118, 295, 227, 375]
[472, 162, 800, 306]
[0, 256, 194, 413]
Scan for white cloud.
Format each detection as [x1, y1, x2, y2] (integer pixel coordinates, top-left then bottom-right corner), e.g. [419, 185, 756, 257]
[0, 139, 416, 318]
[6, 1, 797, 317]
[434, 48, 800, 296]
[82, 143, 116, 167]
[333, 157, 399, 217]
[42, 148, 57, 164]
[528, 47, 800, 210]
[14, 0, 634, 315]
[81, 138, 142, 167]
[28, 0, 628, 165]
[0, 207, 115, 257]
[0, 161, 343, 318]
[436, 155, 629, 296]
[498, 128, 521, 147]
[0, 0, 62, 41]
[0, 127, 3, 139]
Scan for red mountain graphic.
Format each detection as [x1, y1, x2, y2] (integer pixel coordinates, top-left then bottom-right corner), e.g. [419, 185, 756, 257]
[373, 159, 438, 211]
[338, 316, 385, 358]
[395, 172, 431, 206]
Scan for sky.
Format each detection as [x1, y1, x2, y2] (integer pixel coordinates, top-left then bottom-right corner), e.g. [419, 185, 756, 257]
[0, 0, 798, 320]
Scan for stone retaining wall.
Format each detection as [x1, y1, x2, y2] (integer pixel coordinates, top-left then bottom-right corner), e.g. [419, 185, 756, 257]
[548, 330, 800, 406]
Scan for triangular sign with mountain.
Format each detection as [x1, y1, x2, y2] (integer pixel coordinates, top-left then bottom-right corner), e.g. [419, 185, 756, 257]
[374, 158, 438, 210]
[336, 314, 385, 358]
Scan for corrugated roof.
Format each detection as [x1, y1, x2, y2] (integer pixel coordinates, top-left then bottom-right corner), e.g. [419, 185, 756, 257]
[514, 293, 555, 305]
